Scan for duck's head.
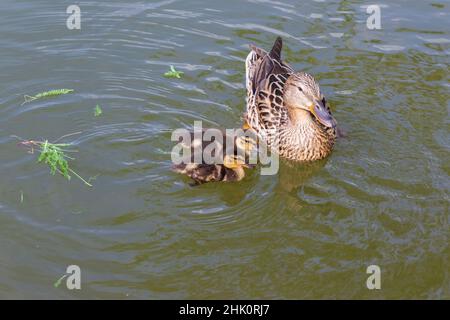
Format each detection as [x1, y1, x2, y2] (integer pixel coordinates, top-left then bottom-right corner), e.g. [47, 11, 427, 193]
[284, 72, 337, 128]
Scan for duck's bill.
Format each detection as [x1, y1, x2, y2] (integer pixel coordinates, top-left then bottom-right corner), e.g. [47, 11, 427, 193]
[310, 102, 337, 128]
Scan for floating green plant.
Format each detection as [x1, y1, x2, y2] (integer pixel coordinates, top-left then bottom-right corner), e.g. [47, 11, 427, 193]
[53, 274, 67, 288]
[94, 104, 103, 117]
[164, 65, 184, 78]
[22, 89, 74, 105]
[17, 137, 93, 187]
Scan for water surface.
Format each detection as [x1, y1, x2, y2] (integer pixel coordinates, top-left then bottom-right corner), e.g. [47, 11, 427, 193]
[0, 0, 449, 299]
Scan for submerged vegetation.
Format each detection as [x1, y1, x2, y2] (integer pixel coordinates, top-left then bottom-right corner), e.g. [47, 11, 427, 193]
[16, 85, 105, 187]
[94, 104, 103, 117]
[17, 137, 93, 187]
[53, 274, 67, 288]
[22, 89, 74, 105]
[164, 65, 184, 78]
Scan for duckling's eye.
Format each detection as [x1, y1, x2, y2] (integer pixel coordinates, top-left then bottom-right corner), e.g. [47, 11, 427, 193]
[296, 86, 303, 92]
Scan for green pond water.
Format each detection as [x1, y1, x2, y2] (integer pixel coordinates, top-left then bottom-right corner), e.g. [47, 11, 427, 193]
[0, 0, 449, 299]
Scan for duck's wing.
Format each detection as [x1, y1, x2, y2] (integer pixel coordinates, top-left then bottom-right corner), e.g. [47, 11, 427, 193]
[253, 37, 293, 92]
[245, 37, 293, 136]
[245, 37, 293, 95]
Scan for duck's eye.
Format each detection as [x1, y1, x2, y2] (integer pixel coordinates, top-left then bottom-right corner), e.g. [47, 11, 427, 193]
[296, 86, 303, 92]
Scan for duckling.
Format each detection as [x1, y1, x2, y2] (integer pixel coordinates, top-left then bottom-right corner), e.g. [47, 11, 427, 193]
[244, 36, 338, 161]
[172, 129, 257, 185]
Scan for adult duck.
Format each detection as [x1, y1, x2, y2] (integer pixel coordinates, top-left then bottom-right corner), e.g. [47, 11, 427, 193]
[244, 36, 338, 161]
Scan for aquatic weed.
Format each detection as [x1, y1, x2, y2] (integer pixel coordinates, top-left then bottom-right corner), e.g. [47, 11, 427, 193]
[94, 104, 103, 117]
[17, 138, 93, 187]
[164, 65, 184, 78]
[22, 89, 74, 105]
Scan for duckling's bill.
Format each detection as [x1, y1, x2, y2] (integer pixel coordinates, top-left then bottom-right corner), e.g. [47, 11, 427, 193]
[223, 154, 253, 169]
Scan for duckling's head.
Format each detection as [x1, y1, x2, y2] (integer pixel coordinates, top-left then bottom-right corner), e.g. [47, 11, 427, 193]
[283, 72, 336, 128]
[223, 154, 250, 169]
[222, 154, 248, 182]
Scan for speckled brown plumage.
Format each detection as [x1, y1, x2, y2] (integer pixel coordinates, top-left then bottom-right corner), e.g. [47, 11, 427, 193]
[245, 37, 338, 161]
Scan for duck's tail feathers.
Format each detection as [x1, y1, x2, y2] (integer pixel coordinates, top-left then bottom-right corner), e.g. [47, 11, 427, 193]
[268, 36, 283, 62]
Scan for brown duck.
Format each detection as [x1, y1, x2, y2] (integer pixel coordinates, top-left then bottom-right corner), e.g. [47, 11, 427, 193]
[244, 36, 338, 161]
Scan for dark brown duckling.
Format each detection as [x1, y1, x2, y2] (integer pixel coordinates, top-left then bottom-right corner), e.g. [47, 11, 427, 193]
[172, 128, 257, 185]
